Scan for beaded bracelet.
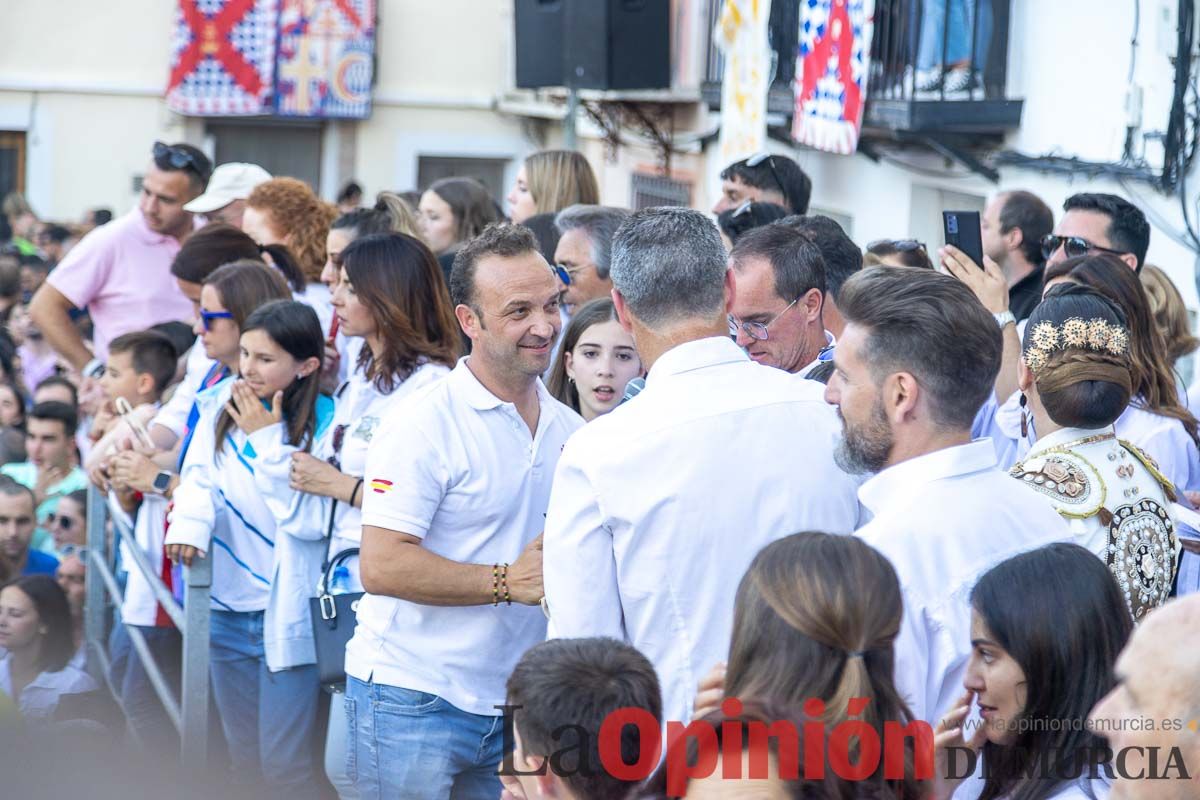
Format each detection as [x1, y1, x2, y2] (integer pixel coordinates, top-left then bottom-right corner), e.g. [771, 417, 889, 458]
[492, 563, 501, 606]
[502, 562, 511, 606]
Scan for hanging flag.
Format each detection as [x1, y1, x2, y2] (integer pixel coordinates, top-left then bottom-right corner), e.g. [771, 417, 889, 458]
[166, 0, 278, 116]
[793, 0, 874, 155]
[715, 0, 773, 166]
[276, 0, 377, 119]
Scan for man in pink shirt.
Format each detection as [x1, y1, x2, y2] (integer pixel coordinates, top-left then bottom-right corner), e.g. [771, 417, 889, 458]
[30, 142, 211, 378]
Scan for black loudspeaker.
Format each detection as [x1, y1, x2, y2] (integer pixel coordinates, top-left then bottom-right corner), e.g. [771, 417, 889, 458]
[515, 0, 670, 91]
[515, 0, 565, 90]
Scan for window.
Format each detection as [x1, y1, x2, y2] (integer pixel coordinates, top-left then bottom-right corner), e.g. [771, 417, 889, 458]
[417, 156, 509, 201]
[0, 132, 26, 199]
[206, 121, 323, 191]
[630, 173, 692, 209]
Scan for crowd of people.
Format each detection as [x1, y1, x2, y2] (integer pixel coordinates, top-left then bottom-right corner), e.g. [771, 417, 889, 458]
[0, 138, 1199, 800]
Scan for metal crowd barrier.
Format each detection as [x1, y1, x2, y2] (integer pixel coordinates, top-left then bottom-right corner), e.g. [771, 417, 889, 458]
[82, 484, 212, 763]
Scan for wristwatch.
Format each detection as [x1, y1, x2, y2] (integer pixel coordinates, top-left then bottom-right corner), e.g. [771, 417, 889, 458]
[993, 310, 1016, 329]
[152, 470, 173, 495]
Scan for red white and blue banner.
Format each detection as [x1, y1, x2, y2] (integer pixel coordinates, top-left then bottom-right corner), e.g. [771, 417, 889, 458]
[165, 0, 375, 120]
[166, 0, 278, 116]
[792, 0, 874, 155]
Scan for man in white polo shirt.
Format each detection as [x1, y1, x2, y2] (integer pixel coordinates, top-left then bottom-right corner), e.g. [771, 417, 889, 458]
[543, 207, 861, 729]
[344, 223, 583, 800]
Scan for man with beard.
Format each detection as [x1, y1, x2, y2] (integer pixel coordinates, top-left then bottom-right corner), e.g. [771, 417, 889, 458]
[824, 266, 1072, 726]
[346, 223, 583, 799]
[544, 207, 860, 729]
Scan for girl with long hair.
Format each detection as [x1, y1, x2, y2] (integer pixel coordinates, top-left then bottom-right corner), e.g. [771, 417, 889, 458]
[281, 232, 461, 798]
[934, 544, 1130, 799]
[418, 177, 504, 281]
[695, 532, 925, 799]
[506, 150, 600, 224]
[546, 298, 641, 421]
[165, 296, 333, 799]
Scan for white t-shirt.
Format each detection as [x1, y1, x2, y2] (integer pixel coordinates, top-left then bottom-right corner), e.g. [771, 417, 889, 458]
[345, 358, 584, 716]
[313, 361, 450, 588]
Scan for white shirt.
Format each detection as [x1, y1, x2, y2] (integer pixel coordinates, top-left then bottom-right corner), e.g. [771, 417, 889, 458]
[287, 361, 451, 592]
[345, 359, 584, 716]
[855, 440, 1074, 725]
[0, 655, 96, 723]
[543, 336, 862, 727]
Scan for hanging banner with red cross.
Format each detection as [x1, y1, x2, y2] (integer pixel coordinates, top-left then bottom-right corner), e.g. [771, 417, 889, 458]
[792, 0, 874, 155]
[276, 0, 377, 119]
[166, 0, 278, 116]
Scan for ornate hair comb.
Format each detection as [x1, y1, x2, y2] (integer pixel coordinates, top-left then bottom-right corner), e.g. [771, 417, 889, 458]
[1023, 317, 1129, 373]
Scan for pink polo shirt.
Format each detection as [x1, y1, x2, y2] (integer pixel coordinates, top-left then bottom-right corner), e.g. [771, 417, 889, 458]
[47, 209, 195, 360]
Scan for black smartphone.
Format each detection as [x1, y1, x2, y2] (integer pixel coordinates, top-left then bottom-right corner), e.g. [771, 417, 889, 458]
[942, 210, 984, 268]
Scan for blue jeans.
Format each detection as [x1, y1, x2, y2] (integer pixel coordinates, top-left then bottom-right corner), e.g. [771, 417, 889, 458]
[210, 609, 321, 800]
[345, 677, 505, 800]
[326, 688, 359, 800]
[108, 623, 181, 758]
[917, 0, 992, 70]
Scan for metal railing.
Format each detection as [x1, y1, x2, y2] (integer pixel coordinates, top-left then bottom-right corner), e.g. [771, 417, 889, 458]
[82, 484, 212, 763]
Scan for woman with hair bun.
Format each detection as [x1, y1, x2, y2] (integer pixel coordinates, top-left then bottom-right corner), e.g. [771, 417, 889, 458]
[1010, 283, 1179, 619]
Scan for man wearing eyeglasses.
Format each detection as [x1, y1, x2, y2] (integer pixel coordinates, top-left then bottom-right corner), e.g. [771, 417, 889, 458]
[30, 141, 211, 381]
[1043, 193, 1150, 274]
[712, 152, 813, 216]
[551, 205, 631, 317]
[728, 223, 833, 378]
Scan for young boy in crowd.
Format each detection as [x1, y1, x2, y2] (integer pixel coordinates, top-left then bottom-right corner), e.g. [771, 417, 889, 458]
[501, 638, 663, 800]
[87, 330, 178, 491]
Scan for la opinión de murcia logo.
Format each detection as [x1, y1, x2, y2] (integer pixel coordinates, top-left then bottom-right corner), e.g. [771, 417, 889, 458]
[496, 698, 1196, 798]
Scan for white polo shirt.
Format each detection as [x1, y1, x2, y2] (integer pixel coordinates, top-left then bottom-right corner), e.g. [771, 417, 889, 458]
[345, 358, 584, 716]
[543, 336, 863, 727]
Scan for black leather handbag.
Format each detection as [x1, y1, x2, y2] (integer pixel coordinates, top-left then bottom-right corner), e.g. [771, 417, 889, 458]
[308, 499, 363, 692]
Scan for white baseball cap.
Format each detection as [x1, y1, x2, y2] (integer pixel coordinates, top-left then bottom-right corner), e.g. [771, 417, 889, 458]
[184, 162, 273, 213]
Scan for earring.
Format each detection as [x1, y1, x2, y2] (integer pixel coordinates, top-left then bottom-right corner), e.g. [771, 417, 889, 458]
[568, 377, 575, 386]
[1019, 393, 1029, 439]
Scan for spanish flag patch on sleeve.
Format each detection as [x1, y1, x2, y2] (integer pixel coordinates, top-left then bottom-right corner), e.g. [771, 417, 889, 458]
[369, 478, 394, 494]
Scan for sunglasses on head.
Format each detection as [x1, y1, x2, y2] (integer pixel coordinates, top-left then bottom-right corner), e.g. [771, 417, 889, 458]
[199, 309, 234, 332]
[1040, 234, 1129, 262]
[152, 141, 208, 182]
[744, 152, 788, 206]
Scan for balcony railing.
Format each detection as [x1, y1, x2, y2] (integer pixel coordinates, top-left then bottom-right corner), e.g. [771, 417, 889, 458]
[702, 0, 1023, 137]
[865, 0, 1023, 134]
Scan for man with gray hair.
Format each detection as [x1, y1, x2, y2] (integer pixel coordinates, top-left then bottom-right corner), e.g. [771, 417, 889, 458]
[543, 206, 861, 727]
[551, 204, 630, 316]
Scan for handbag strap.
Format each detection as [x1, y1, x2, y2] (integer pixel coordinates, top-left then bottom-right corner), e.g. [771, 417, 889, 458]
[321, 497, 339, 574]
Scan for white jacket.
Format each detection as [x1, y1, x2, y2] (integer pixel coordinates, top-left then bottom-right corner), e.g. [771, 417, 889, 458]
[166, 379, 334, 671]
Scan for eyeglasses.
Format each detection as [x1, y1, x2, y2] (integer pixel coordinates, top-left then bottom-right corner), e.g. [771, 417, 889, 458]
[552, 264, 586, 287]
[59, 544, 88, 560]
[152, 141, 208, 182]
[867, 239, 927, 252]
[199, 309, 234, 332]
[728, 298, 799, 342]
[1040, 235, 1129, 262]
[744, 152, 788, 206]
[47, 512, 75, 531]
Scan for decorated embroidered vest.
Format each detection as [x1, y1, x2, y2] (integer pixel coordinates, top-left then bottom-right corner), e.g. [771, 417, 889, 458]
[1010, 428, 1180, 620]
